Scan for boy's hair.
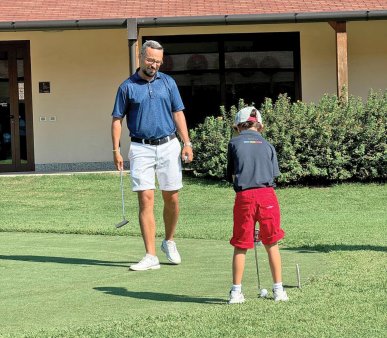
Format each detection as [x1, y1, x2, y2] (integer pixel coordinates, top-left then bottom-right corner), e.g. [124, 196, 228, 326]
[235, 108, 263, 131]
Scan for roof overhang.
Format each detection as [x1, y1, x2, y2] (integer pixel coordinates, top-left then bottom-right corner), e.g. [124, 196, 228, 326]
[0, 10, 387, 32]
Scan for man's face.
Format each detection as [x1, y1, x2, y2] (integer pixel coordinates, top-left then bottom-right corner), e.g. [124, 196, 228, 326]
[140, 47, 164, 79]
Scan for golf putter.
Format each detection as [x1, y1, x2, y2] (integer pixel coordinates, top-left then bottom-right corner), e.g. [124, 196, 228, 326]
[254, 228, 262, 291]
[115, 169, 129, 228]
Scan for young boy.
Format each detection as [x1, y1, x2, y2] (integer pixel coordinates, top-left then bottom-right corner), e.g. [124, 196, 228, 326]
[226, 106, 288, 304]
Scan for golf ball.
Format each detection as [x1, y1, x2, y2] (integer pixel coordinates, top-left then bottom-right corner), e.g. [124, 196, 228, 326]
[260, 289, 268, 298]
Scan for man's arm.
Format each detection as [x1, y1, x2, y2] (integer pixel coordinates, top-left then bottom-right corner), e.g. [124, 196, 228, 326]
[173, 111, 193, 163]
[111, 117, 124, 170]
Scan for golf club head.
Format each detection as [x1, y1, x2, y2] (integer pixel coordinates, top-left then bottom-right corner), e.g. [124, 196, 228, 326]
[254, 228, 262, 246]
[115, 219, 129, 228]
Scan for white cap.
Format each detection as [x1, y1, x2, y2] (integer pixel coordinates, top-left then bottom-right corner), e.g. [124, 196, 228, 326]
[234, 106, 262, 125]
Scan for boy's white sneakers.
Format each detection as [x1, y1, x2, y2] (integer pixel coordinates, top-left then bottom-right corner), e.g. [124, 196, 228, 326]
[161, 240, 181, 264]
[273, 289, 289, 302]
[228, 288, 288, 303]
[129, 254, 160, 271]
[228, 290, 245, 304]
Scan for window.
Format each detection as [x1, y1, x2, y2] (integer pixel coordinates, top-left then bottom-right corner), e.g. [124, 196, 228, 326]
[144, 33, 301, 128]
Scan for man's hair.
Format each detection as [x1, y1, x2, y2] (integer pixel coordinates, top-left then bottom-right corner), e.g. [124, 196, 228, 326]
[140, 40, 163, 56]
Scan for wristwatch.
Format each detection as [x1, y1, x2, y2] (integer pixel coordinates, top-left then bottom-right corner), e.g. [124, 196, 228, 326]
[184, 142, 193, 147]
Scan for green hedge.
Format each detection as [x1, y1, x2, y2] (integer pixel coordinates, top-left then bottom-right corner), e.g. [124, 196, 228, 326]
[189, 90, 386, 184]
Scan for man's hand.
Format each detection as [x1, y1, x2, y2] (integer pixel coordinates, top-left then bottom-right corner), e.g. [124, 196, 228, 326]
[182, 144, 193, 163]
[113, 151, 124, 171]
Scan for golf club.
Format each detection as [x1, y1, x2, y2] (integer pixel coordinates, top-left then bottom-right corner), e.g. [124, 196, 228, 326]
[253, 228, 262, 292]
[296, 263, 301, 288]
[115, 169, 129, 228]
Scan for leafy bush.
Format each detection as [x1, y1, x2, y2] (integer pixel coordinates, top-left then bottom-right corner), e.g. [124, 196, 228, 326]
[189, 90, 386, 184]
[189, 103, 239, 179]
[350, 90, 387, 180]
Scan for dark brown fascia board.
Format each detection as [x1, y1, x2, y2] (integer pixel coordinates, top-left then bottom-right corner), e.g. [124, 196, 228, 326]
[0, 10, 387, 32]
[0, 18, 127, 31]
[138, 11, 387, 26]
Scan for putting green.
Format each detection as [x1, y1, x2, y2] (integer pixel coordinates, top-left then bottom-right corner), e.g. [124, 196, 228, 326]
[0, 232, 328, 336]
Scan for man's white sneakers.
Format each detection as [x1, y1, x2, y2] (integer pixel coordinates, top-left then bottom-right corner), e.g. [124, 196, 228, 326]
[129, 254, 160, 271]
[129, 240, 181, 271]
[161, 239, 182, 264]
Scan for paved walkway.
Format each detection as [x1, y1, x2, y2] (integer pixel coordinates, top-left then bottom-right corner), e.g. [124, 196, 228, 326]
[0, 169, 120, 177]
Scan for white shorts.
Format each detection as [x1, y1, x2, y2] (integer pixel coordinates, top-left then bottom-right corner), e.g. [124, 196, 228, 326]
[128, 138, 183, 191]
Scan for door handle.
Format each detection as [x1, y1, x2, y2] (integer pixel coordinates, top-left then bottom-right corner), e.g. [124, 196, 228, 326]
[9, 115, 15, 119]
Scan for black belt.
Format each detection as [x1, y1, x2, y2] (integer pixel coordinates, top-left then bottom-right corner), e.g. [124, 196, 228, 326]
[131, 133, 176, 146]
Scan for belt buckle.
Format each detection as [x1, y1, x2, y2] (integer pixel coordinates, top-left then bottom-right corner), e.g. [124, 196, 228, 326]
[147, 135, 172, 146]
[155, 136, 166, 145]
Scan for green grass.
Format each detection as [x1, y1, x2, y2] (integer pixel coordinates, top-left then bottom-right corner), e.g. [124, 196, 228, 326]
[0, 232, 326, 337]
[0, 173, 386, 337]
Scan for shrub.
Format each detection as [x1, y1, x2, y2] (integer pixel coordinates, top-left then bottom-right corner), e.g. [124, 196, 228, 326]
[189, 102, 239, 179]
[189, 90, 387, 184]
[350, 90, 387, 180]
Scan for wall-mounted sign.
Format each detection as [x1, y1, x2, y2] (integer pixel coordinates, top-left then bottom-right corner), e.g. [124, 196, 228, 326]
[39, 82, 50, 93]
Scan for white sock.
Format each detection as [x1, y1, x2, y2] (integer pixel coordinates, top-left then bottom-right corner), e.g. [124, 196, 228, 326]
[273, 282, 283, 292]
[232, 284, 242, 292]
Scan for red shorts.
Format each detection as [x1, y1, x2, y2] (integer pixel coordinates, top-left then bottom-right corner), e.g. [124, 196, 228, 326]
[230, 187, 285, 249]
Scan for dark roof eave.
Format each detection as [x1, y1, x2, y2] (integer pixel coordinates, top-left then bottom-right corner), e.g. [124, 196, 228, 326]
[138, 10, 387, 26]
[0, 18, 127, 31]
[0, 10, 387, 32]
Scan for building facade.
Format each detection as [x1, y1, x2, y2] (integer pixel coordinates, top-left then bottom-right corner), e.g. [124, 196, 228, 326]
[0, 2, 386, 172]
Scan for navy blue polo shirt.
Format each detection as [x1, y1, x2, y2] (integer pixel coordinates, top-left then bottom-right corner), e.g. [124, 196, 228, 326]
[227, 130, 280, 192]
[112, 71, 185, 139]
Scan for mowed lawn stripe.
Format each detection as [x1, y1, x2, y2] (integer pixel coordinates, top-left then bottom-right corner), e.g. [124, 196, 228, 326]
[0, 232, 326, 336]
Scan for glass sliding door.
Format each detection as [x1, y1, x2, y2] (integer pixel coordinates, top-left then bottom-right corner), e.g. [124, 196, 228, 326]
[0, 50, 12, 165]
[0, 41, 34, 172]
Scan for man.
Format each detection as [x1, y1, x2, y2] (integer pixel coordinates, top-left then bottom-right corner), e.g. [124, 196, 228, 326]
[111, 40, 193, 271]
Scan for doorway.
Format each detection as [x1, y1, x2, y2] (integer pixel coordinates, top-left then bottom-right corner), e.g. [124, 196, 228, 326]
[0, 41, 34, 172]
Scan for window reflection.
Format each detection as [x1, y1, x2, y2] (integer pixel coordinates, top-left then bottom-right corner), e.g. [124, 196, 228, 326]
[0, 51, 12, 163]
[147, 33, 300, 127]
[17, 48, 27, 163]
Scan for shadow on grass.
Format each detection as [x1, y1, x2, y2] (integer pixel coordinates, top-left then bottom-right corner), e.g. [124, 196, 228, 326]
[0, 255, 129, 267]
[284, 244, 387, 253]
[94, 287, 225, 304]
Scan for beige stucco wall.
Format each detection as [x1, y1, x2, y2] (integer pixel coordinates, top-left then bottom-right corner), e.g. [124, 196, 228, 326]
[0, 29, 130, 166]
[348, 20, 387, 97]
[0, 20, 386, 167]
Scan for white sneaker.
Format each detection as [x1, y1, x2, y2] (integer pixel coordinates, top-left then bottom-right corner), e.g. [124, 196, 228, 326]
[161, 240, 181, 264]
[273, 289, 289, 302]
[228, 290, 245, 304]
[129, 254, 160, 271]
